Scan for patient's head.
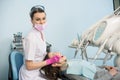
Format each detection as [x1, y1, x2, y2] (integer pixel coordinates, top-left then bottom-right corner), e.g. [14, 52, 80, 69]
[40, 52, 65, 80]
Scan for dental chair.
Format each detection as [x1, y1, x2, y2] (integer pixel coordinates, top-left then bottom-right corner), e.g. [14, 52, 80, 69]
[9, 51, 23, 80]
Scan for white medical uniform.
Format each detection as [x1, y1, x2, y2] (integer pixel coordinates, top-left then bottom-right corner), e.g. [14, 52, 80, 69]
[19, 28, 47, 80]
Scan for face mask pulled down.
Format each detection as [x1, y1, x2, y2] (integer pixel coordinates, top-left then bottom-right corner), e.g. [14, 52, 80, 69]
[34, 23, 47, 31]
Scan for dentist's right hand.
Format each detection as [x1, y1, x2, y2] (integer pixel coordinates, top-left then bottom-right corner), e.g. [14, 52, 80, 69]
[47, 52, 67, 67]
[45, 55, 60, 65]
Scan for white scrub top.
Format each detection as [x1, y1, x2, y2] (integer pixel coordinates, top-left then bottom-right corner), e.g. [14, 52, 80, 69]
[19, 28, 47, 80]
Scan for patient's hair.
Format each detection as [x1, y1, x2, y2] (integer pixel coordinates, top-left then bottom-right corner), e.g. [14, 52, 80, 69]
[40, 54, 62, 80]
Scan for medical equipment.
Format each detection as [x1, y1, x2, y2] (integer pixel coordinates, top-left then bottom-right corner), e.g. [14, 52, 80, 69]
[70, 6, 120, 66]
[46, 42, 52, 53]
[11, 32, 24, 52]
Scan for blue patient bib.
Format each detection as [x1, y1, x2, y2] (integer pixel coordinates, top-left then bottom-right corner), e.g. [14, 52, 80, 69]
[66, 60, 96, 80]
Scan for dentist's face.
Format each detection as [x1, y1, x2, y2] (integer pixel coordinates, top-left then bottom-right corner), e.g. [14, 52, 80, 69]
[31, 12, 46, 25]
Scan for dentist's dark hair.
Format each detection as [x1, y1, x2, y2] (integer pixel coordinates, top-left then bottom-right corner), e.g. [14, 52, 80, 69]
[30, 5, 46, 19]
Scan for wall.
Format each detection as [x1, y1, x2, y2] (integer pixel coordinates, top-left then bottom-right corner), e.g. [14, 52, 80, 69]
[0, 0, 113, 80]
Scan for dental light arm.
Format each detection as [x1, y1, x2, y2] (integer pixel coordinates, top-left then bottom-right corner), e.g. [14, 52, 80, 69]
[70, 7, 120, 66]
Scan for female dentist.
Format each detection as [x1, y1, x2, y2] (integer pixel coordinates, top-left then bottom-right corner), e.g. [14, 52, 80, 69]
[19, 5, 67, 80]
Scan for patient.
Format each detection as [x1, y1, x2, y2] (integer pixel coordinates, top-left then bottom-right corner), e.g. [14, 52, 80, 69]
[94, 65, 120, 80]
[40, 53, 67, 80]
[40, 53, 120, 80]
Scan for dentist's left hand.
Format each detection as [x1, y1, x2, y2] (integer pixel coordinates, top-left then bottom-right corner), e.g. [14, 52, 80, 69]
[52, 55, 67, 67]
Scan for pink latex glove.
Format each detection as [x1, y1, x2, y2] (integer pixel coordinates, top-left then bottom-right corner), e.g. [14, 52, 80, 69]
[45, 55, 60, 65]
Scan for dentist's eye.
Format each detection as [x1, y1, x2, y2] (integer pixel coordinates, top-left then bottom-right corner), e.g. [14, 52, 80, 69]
[43, 17, 46, 20]
[36, 18, 40, 21]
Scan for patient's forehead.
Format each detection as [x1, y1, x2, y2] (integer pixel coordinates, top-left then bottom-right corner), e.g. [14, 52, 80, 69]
[48, 53, 54, 58]
[48, 52, 61, 58]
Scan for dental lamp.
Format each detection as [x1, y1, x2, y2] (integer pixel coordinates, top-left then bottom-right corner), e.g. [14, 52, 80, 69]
[70, 6, 120, 66]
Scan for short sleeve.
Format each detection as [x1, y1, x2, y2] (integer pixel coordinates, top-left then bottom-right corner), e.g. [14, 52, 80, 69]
[24, 34, 36, 60]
